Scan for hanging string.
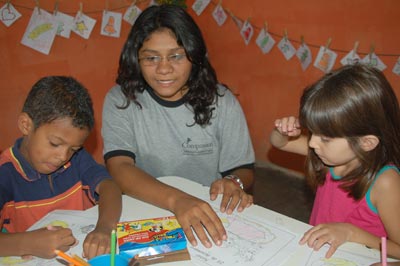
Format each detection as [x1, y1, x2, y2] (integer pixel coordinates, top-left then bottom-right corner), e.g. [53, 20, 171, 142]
[1, 0, 399, 57]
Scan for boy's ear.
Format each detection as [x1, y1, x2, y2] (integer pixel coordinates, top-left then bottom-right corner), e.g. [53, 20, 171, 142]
[18, 113, 34, 135]
[359, 135, 379, 152]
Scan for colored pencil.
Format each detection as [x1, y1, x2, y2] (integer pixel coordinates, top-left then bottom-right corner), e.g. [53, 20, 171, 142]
[111, 229, 116, 266]
[72, 254, 91, 266]
[382, 237, 387, 266]
[54, 249, 85, 266]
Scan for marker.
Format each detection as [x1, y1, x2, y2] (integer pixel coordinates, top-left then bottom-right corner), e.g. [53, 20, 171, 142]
[382, 236, 387, 266]
[111, 229, 116, 266]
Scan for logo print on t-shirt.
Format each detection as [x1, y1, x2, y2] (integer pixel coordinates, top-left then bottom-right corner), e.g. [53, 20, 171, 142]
[182, 138, 213, 155]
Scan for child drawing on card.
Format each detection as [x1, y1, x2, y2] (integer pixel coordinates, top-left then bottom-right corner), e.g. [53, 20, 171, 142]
[269, 64, 400, 259]
[0, 76, 122, 260]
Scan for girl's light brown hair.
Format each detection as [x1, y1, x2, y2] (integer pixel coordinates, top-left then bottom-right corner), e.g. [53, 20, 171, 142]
[299, 64, 400, 199]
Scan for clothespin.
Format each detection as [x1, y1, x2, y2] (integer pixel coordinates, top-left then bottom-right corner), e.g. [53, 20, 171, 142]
[324, 37, 332, 51]
[245, 17, 251, 25]
[105, 0, 109, 14]
[283, 29, 288, 41]
[218, 0, 222, 6]
[369, 43, 375, 59]
[300, 35, 305, 47]
[53, 0, 59, 16]
[6, 0, 11, 9]
[263, 21, 268, 32]
[79, 2, 83, 16]
[35, 0, 41, 15]
[352, 41, 359, 57]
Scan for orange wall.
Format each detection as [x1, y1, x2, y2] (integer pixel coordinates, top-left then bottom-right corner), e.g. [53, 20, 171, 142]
[1, 0, 399, 173]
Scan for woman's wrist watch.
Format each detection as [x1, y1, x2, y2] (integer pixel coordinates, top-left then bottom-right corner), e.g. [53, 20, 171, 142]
[224, 174, 244, 190]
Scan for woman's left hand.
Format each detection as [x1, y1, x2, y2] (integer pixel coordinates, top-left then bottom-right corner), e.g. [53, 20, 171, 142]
[299, 223, 353, 258]
[209, 178, 253, 214]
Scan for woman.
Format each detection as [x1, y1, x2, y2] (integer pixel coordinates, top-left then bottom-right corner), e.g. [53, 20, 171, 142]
[102, 4, 255, 248]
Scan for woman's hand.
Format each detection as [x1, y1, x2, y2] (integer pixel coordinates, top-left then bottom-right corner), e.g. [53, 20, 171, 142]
[210, 178, 253, 214]
[299, 223, 353, 258]
[171, 194, 227, 249]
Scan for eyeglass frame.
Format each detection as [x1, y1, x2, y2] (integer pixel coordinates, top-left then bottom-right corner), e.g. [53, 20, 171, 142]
[138, 53, 188, 67]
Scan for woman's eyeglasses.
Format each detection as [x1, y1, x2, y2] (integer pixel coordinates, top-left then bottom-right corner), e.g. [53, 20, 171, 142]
[139, 54, 187, 66]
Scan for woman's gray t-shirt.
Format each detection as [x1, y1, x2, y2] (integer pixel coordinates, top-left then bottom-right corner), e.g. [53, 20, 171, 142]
[101, 85, 255, 186]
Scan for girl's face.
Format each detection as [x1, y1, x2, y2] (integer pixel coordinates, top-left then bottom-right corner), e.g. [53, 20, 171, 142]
[19, 116, 89, 175]
[138, 29, 192, 101]
[308, 134, 360, 173]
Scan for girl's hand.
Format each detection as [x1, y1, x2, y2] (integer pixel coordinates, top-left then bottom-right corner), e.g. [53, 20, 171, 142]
[299, 223, 353, 258]
[274, 116, 301, 137]
[210, 178, 253, 214]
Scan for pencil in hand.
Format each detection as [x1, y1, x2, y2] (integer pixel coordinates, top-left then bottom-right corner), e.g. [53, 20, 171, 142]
[54, 249, 86, 266]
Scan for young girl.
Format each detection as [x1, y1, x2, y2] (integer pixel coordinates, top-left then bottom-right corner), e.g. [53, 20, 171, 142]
[270, 64, 400, 259]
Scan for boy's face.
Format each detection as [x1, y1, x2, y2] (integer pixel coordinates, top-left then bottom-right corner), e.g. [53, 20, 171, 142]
[19, 115, 90, 175]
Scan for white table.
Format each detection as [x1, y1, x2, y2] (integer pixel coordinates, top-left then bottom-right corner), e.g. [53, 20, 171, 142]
[116, 176, 382, 266]
[14, 176, 383, 266]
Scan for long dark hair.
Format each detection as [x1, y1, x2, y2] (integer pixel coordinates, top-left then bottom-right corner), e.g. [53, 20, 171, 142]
[299, 64, 400, 199]
[116, 4, 219, 126]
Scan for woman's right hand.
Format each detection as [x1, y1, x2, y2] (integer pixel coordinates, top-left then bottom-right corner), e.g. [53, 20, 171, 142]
[171, 194, 226, 249]
[274, 116, 301, 137]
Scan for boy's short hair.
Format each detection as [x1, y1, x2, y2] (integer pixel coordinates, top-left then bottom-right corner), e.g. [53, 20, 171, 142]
[22, 76, 94, 130]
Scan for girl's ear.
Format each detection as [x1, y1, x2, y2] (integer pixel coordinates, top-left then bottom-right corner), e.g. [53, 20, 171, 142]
[18, 113, 34, 135]
[359, 135, 380, 152]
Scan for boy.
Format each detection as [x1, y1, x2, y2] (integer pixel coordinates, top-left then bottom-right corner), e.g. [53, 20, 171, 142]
[0, 76, 122, 259]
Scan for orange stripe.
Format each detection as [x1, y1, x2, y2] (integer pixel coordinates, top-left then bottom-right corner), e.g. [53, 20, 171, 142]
[9, 148, 28, 179]
[12, 184, 83, 209]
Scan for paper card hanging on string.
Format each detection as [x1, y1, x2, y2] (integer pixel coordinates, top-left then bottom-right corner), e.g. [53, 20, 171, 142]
[54, 11, 74, 39]
[361, 52, 387, 71]
[313, 46, 337, 73]
[72, 11, 96, 39]
[340, 50, 361, 66]
[123, 5, 142, 25]
[392, 57, 400, 76]
[296, 43, 312, 71]
[240, 20, 254, 45]
[0, 3, 22, 27]
[21, 7, 58, 55]
[277, 37, 296, 60]
[256, 29, 275, 54]
[101, 10, 122, 38]
[192, 0, 211, 16]
[212, 4, 227, 26]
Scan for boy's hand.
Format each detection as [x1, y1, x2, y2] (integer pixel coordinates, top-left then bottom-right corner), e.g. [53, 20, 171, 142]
[299, 223, 353, 258]
[82, 226, 112, 259]
[210, 178, 253, 214]
[25, 226, 76, 259]
[274, 116, 301, 137]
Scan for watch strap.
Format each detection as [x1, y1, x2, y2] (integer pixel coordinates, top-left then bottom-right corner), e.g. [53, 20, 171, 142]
[224, 174, 244, 190]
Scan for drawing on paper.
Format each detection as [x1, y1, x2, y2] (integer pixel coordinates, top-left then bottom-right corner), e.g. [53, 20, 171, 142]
[305, 246, 379, 266]
[189, 207, 297, 266]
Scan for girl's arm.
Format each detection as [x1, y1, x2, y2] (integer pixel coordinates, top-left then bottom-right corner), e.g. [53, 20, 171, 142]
[269, 116, 309, 155]
[300, 169, 400, 259]
[371, 168, 400, 258]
